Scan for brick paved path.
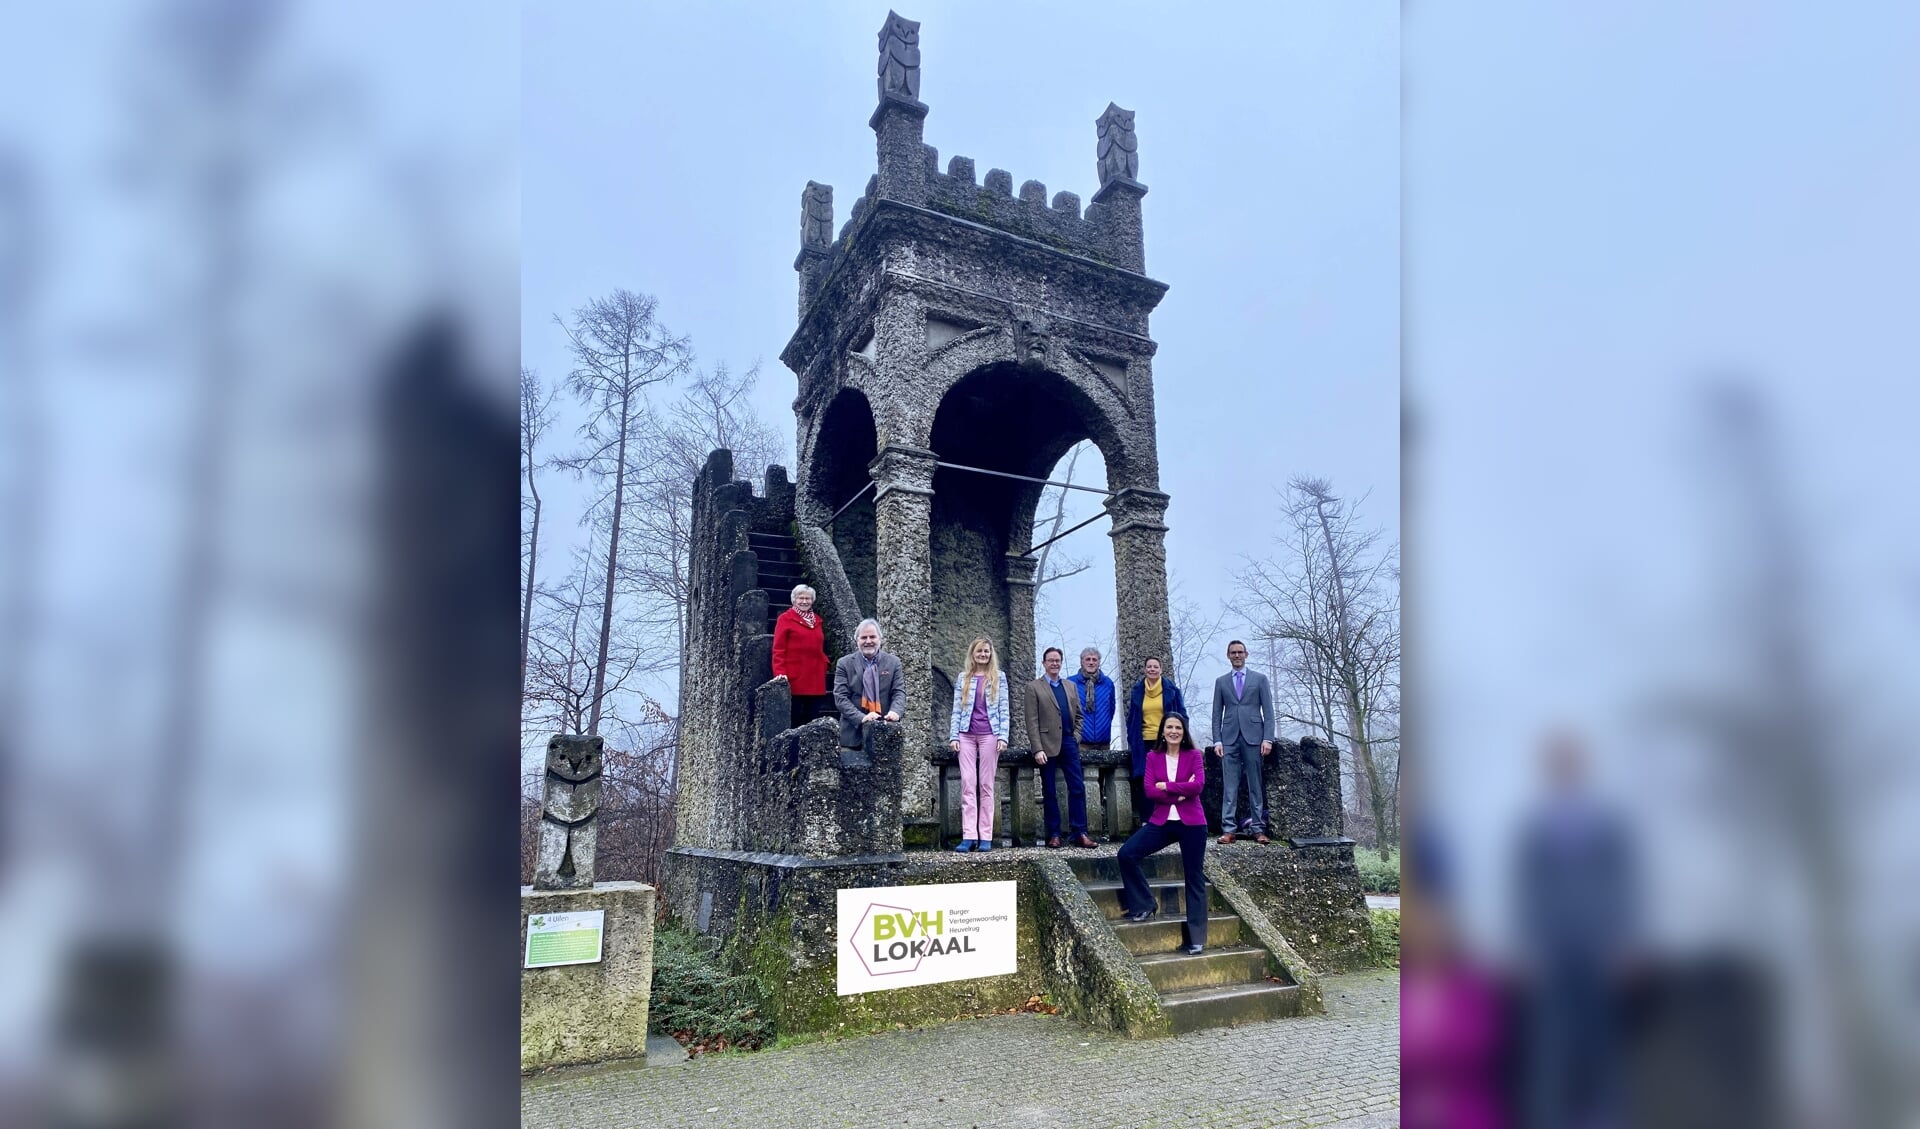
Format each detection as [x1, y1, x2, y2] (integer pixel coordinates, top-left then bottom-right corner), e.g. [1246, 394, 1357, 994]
[522, 970, 1399, 1129]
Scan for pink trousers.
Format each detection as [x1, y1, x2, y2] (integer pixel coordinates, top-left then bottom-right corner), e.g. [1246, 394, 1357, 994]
[955, 732, 1001, 842]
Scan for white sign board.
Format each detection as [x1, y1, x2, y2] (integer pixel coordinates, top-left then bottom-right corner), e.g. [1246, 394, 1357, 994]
[525, 909, 604, 968]
[836, 881, 1018, 996]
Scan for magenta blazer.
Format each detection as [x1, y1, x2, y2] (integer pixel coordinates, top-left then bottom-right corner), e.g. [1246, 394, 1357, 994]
[1141, 746, 1206, 826]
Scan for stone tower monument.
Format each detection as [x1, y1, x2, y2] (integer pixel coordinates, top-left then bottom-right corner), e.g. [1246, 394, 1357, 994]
[784, 10, 1174, 823]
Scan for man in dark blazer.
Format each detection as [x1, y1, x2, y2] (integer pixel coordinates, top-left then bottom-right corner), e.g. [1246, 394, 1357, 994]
[1210, 639, 1274, 843]
[1125, 656, 1188, 822]
[1022, 646, 1094, 848]
[832, 618, 905, 749]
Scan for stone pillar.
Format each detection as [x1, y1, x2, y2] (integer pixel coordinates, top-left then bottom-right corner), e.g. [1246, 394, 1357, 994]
[1090, 103, 1148, 273]
[1107, 487, 1173, 714]
[520, 882, 655, 1071]
[795, 181, 834, 317]
[1003, 552, 1038, 748]
[871, 12, 932, 206]
[869, 442, 938, 819]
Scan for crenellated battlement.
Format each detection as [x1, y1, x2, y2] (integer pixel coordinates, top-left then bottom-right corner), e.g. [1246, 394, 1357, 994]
[795, 11, 1150, 320]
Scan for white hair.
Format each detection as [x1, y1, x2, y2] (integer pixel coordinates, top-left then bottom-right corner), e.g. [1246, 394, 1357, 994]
[1079, 646, 1101, 661]
[857, 618, 882, 640]
[790, 584, 816, 601]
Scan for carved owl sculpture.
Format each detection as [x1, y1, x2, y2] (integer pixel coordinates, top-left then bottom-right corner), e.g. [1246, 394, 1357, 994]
[1095, 102, 1139, 185]
[801, 181, 835, 249]
[877, 10, 921, 102]
[534, 733, 604, 890]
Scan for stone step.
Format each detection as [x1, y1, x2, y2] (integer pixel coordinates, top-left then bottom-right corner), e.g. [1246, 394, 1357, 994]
[1160, 982, 1305, 1034]
[1111, 913, 1242, 956]
[1068, 853, 1187, 884]
[1080, 879, 1208, 921]
[747, 536, 800, 564]
[1134, 944, 1268, 994]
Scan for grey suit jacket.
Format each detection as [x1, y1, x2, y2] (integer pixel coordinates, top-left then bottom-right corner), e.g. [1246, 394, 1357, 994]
[1212, 668, 1274, 747]
[832, 651, 907, 748]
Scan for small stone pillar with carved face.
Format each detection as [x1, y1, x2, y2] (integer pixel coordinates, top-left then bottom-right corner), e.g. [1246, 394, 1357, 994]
[534, 734, 604, 889]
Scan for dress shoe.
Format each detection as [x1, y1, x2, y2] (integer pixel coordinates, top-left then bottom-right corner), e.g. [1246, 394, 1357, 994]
[1045, 835, 1063, 849]
[953, 839, 975, 853]
[1072, 833, 1098, 849]
[1218, 833, 1237, 845]
[1125, 909, 1154, 923]
[1182, 944, 1204, 955]
[1254, 832, 1271, 845]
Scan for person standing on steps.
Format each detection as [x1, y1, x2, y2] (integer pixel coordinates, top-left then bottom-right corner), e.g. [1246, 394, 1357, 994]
[1067, 646, 1118, 759]
[1210, 639, 1274, 844]
[947, 637, 1009, 853]
[1125, 656, 1187, 824]
[772, 584, 831, 730]
[1116, 712, 1209, 954]
[832, 618, 904, 750]
[1022, 646, 1094, 849]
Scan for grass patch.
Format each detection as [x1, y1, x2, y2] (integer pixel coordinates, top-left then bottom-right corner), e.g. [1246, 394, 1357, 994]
[1354, 847, 1400, 894]
[1367, 908, 1400, 968]
[649, 920, 774, 1056]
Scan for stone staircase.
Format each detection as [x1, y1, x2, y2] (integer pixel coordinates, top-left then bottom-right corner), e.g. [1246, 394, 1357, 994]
[1069, 853, 1306, 1034]
[748, 531, 803, 636]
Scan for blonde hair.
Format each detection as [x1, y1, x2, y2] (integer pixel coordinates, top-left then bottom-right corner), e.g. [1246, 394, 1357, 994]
[961, 637, 1002, 704]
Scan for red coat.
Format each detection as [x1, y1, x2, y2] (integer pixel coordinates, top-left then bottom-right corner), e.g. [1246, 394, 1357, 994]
[771, 607, 830, 695]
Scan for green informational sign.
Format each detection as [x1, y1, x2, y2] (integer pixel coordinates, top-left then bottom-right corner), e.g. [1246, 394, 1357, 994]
[525, 909, 604, 968]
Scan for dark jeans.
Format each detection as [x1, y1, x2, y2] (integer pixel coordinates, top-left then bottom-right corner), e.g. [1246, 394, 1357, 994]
[1038, 742, 1087, 837]
[789, 693, 830, 730]
[1118, 820, 1210, 947]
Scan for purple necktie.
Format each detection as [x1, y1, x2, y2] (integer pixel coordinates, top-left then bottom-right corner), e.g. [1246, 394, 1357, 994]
[1234, 670, 1244, 699]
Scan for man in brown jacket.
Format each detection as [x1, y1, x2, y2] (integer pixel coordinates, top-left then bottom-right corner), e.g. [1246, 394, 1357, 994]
[1023, 646, 1094, 848]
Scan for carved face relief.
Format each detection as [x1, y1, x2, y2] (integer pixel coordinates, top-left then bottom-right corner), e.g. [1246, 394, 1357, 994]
[545, 733, 605, 783]
[877, 11, 922, 100]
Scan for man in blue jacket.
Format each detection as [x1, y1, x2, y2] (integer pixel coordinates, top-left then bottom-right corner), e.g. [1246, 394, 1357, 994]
[1125, 656, 1187, 823]
[1066, 647, 1117, 756]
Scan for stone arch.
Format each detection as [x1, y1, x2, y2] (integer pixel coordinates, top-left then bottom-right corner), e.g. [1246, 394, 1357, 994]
[925, 362, 1135, 706]
[805, 387, 880, 617]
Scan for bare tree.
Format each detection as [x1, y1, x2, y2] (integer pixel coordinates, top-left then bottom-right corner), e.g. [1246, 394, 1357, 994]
[1033, 441, 1095, 600]
[1168, 583, 1229, 746]
[623, 362, 783, 681]
[520, 366, 558, 707]
[523, 541, 649, 741]
[552, 289, 692, 734]
[1235, 477, 1400, 856]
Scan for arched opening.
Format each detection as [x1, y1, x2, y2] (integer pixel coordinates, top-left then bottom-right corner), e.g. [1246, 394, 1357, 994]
[808, 388, 879, 617]
[927, 363, 1123, 702]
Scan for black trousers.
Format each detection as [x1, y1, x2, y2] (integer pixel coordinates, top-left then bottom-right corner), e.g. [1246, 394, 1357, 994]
[789, 693, 830, 730]
[1117, 820, 1210, 947]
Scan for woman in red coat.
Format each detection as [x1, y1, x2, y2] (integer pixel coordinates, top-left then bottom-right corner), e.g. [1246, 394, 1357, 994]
[772, 583, 831, 729]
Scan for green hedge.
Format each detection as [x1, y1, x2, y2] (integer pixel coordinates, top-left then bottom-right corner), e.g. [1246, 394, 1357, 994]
[649, 920, 774, 1054]
[1367, 909, 1400, 968]
[1354, 847, 1400, 894]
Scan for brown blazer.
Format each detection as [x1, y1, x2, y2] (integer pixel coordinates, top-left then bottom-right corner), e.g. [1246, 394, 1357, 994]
[1023, 677, 1084, 759]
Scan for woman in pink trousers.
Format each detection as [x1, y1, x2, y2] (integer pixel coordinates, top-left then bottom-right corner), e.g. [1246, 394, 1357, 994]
[947, 637, 1009, 852]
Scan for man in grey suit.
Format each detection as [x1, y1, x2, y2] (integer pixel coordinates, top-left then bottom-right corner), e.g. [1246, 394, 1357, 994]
[1210, 639, 1274, 844]
[832, 618, 905, 749]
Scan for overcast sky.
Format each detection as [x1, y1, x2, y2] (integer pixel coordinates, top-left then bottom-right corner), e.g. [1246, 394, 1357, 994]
[522, 2, 1399, 714]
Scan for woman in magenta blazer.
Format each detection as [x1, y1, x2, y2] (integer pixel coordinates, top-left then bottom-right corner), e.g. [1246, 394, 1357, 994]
[1117, 712, 1210, 953]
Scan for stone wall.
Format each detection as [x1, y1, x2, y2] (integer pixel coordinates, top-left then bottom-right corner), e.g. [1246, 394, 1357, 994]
[1210, 844, 1375, 972]
[1200, 736, 1349, 842]
[663, 850, 1174, 1039]
[676, 451, 796, 853]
